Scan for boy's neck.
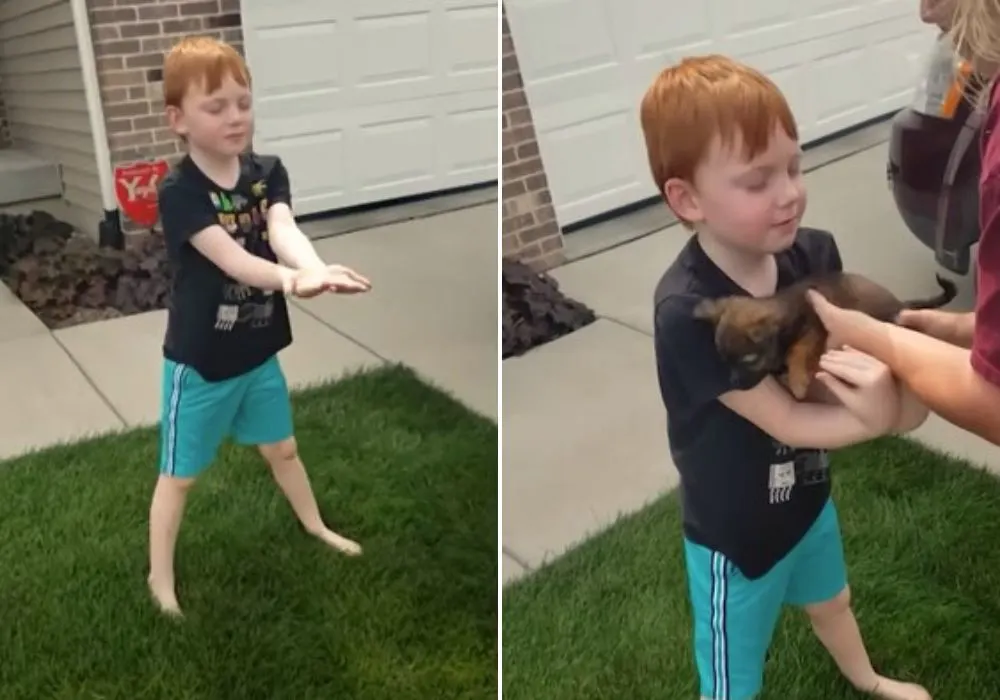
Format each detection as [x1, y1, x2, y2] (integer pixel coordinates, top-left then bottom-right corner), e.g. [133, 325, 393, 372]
[188, 146, 241, 189]
[697, 229, 778, 298]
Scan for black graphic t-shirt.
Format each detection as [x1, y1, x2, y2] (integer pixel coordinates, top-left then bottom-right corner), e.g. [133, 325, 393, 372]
[653, 228, 843, 580]
[158, 152, 293, 382]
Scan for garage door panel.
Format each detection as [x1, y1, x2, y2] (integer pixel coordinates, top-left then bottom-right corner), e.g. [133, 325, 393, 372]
[444, 4, 495, 75]
[722, 0, 795, 36]
[355, 12, 433, 87]
[541, 109, 651, 224]
[507, 0, 615, 83]
[634, 3, 711, 56]
[242, 0, 496, 216]
[353, 115, 436, 192]
[251, 24, 341, 99]
[508, 0, 934, 227]
[242, 0, 338, 26]
[444, 102, 497, 176]
[277, 132, 347, 201]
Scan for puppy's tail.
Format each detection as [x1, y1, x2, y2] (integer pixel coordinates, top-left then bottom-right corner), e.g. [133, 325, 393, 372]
[901, 274, 958, 310]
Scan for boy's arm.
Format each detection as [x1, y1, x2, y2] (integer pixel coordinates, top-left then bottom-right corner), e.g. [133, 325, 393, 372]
[656, 292, 885, 451]
[719, 378, 884, 450]
[159, 178, 297, 292]
[267, 202, 326, 270]
[190, 225, 296, 292]
[261, 157, 326, 270]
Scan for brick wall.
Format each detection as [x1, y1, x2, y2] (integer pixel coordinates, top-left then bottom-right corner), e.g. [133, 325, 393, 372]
[501, 6, 564, 270]
[88, 0, 243, 227]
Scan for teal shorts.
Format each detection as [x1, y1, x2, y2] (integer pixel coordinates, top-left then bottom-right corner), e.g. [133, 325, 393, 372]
[684, 498, 847, 700]
[159, 355, 294, 479]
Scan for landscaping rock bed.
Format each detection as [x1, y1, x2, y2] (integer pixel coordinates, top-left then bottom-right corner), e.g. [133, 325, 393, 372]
[502, 257, 596, 358]
[0, 211, 170, 329]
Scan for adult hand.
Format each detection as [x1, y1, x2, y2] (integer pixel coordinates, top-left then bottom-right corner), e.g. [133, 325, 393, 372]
[897, 308, 974, 347]
[815, 348, 900, 434]
[806, 289, 880, 350]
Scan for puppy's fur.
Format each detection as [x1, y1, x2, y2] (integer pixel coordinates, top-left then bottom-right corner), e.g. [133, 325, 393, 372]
[693, 273, 957, 400]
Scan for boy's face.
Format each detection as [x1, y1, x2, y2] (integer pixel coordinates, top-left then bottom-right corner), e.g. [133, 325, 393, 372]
[167, 74, 253, 158]
[665, 125, 806, 255]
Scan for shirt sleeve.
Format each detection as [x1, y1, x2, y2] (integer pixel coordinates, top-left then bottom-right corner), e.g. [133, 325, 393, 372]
[971, 176, 1000, 387]
[653, 295, 763, 413]
[158, 178, 220, 257]
[266, 157, 292, 207]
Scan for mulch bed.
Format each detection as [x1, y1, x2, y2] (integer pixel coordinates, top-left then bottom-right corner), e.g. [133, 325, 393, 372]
[502, 257, 596, 358]
[0, 211, 170, 329]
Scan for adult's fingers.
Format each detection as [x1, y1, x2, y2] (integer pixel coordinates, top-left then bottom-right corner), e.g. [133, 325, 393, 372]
[817, 353, 867, 386]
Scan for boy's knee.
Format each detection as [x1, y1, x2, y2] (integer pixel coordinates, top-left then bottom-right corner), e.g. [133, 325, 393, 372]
[804, 585, 851, 622]
[258, 437, 298, 466]
[157, 474, 196, 492]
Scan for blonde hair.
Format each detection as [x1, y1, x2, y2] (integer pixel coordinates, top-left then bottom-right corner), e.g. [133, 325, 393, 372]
[950, 0, 1000, 104]
[639, 55, 798, 201]
[162, 35, 250, 107]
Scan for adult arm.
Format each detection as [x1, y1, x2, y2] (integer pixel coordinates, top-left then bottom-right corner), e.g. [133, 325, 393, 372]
[807, 298, 1000, 445]
[807, 375, 929, 434]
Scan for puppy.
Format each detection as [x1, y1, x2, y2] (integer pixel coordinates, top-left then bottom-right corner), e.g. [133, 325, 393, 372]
[693, 273, 957, 400]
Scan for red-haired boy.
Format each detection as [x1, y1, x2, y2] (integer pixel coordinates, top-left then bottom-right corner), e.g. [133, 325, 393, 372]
[149, 36, 368, 616]
[643, 55, 930, 700]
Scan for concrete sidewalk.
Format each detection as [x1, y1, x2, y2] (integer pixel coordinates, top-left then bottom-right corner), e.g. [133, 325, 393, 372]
[0, 202, 498, 461]
[502, 139, 999, 586]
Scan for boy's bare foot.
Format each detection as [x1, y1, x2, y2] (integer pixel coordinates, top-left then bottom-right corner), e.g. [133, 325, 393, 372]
[869, 676, 932, 700]
[148, 575, 183, 617]
[314, 527, 362, 556]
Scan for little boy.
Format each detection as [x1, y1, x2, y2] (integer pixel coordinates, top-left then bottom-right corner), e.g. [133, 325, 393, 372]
[149, 36, 370, 616]
[641, 55, 932, 700]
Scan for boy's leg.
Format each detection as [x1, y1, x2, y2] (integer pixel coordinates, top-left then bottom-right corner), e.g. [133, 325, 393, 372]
[151, 360, 240, 615]
[786, 499, 931, 700]
[684, 539, 789, 700]
[232, 356, 361, 556]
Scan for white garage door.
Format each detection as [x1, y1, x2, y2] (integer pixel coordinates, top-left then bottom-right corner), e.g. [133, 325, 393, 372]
[504, 0, 937, 228]
[241, 1, 497, 217]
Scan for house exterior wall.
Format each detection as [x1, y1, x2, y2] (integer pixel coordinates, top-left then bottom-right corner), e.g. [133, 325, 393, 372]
[0, 0, 102, 233]
[87, 0, 241, 230]
[501, 4, 564, 271]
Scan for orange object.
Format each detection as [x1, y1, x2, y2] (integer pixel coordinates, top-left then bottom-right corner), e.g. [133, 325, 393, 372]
[941, 60, 973, 118]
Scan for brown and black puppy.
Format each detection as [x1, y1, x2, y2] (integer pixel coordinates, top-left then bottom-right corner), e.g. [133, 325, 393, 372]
[693, 273, 957, 400]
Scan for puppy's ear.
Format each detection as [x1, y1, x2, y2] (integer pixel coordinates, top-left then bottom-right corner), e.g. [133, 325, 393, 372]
[693, 298, 725, 323]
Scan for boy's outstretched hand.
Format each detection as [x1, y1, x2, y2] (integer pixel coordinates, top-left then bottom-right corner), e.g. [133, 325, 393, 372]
[289, 264, 372, 298]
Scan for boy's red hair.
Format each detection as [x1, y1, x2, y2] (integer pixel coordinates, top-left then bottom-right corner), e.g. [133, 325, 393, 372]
[163, 35, 250, 107]
[639, 55, 798, 196]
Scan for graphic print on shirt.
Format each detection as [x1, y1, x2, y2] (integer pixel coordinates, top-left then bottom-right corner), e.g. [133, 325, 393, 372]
[769, 441, 797, 504]
[210, 180, 275, 333]
[767, 440, 830, 504]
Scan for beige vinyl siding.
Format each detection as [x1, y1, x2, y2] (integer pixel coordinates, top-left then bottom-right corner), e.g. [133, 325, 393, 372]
[0, 0, 101, 236]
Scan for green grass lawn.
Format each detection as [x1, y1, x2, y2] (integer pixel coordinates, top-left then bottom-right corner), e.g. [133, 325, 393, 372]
[0, 366, 497, 700]
[503, 437, 1000, 700]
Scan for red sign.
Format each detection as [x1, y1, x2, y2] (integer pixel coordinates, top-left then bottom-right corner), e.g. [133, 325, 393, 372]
[114, 159, 169, 228]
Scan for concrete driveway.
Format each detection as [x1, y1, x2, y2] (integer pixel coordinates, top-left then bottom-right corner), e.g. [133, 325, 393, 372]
[502, 137, 997, 585]
[0, 201, 498, 461]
